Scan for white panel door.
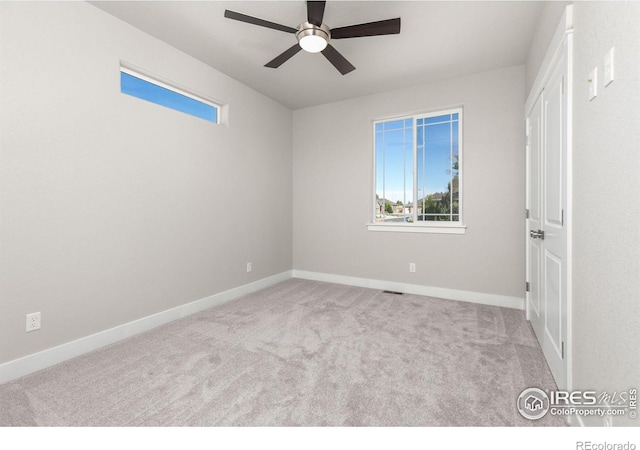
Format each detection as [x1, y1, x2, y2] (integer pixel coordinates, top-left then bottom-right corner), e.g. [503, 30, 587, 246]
[526, 93, 543, 341]
[526, 48, 568, 390]
[540, 53, 568, 389]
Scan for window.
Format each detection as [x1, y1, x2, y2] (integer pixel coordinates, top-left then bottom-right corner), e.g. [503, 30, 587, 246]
[371, 108, 463, 233]
[120, 67, 219, 124]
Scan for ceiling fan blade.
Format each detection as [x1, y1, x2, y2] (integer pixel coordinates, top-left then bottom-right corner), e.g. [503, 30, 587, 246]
[224, 10, 297, 34]
[321, 44, 356, 75]
[307, 1, 326, 26]
[265, 44, 303, 68]
[331, 18, 401, 39]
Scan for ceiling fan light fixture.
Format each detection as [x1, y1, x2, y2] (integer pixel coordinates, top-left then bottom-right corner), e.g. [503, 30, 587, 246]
[299, 34, 327, 53]
[296, 22, 331, 53]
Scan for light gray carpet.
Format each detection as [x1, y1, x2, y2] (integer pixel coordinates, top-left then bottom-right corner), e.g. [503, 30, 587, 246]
[0, 279, 564, 426]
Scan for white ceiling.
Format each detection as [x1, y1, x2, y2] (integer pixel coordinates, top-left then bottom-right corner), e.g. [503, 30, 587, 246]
[91, 1, 544, 110]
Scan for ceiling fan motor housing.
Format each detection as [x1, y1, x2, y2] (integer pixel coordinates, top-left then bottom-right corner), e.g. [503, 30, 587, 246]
[296, 22, 331, 53]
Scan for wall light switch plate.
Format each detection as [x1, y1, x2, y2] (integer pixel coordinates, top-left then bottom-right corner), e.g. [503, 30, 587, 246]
[604, 47, 614, 87]
[588, 67, 597, 101]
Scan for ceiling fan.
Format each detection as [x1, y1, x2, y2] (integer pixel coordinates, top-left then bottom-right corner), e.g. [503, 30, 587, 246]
[224, 1, 401, 75]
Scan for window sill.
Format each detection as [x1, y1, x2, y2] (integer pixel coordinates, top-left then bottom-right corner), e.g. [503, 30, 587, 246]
[366, 223, 467, 235]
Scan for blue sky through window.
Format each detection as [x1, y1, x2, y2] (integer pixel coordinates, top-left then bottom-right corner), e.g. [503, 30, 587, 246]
[376, 114, 459, 204]
[120, 71, 217, 123]
[417, 116, 458, 201]
[376, 120, 413, 204]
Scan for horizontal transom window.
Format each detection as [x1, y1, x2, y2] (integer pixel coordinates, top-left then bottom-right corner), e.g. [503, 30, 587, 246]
[120, 67, 219, 124]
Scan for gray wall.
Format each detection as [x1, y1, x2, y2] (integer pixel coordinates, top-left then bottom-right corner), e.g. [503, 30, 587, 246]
[572, 1, 640, 426]
[0, 2, 292, 364]
[293, 66, 526, 298]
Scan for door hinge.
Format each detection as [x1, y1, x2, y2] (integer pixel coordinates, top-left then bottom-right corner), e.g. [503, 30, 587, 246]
[526, 209, 530, 219]
[561, 209, 564, 226]
[561, 341, 565, 360]
[526, 281, 530, 292]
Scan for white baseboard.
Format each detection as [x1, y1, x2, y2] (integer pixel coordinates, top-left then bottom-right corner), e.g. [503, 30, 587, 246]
[0, 271, 293, 385]
[292, 270, 524, 310]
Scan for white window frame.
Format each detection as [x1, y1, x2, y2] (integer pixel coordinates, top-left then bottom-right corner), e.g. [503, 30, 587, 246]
[368, 108, 465, 235]
[120, 63, 224, 125]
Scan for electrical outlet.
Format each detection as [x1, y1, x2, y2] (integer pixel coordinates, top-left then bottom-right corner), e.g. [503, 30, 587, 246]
[26, 312, 41, 332]
[409, 263, 416, 273]
[246, 262, 252, 273]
